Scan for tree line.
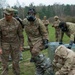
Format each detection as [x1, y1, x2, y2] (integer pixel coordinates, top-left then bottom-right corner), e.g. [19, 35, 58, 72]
[0, 2, 75, 22]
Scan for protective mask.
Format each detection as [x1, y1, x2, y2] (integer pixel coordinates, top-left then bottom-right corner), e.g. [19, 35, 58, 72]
[27, 15, 36, 22]
[61, 26, 68, 32]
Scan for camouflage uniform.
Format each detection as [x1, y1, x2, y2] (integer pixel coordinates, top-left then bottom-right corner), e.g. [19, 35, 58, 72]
[23, 18, 48, 56]
[8, 9, 24, 61]
[53, 45, 75, 75]
[42, 16, 49, 33]
[60, 22, 75, 43]
[52, 16, 61, 42]
[0, 8, 24, 75]
[23, 16, 53, 75]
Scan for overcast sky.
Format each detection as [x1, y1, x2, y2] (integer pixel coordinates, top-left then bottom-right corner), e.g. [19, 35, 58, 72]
[7, 0, 75, 6]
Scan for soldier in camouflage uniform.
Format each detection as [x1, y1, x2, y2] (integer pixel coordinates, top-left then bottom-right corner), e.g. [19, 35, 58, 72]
[23, 8, 53, 75]
[42, 16, 49, 33]
[0, 7, 24, 75]
[59, 22, 75, 49]
[53, 45, 75, 75]
[9, 9, 24, 61]
[52, 16, 61, 42]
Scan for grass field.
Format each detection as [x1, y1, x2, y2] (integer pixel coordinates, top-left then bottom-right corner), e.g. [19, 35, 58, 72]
[0, 24, 69, 75]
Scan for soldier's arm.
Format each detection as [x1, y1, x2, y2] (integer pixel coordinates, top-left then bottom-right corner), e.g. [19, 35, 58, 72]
[39, 19, 49, 40]
[59, 30, 64, 44]
[58, 58, 73, 75]
[16, 17, 24, 29]
[17, 22, 24, 48]
[67, 34, 74, 49]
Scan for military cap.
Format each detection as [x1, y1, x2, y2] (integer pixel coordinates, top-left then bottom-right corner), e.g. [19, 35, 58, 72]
[54, 16, 59, 19]
[3, 7, 14, 15]
[13, 9, 18, 14]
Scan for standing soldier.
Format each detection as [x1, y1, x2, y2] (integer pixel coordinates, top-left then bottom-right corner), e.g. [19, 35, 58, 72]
[23, 8, 53, 75]
[52, 16, 61, 42]
[8, 9, 24, 61]
[0, 7, 24, 75]
[59, 22, 75, 49]
[53, 45, 75, 75]
[42, 16, 49, 33]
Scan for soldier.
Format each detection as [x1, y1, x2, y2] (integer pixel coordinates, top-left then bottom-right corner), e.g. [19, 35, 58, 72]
[0, 7, 24, 75]
[52, 16, 61, 42]
[9, 9, 24, 61]
[53, 45, 75, 75]
[59, 22, 75, 49]
[42, 16, 49, 33]
[13, 9, 24, 29]
[23, 8, 53, 75]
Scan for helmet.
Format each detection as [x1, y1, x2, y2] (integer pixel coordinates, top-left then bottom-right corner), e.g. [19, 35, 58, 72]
[55, 45, 68, 58]
[14, 9, 18, 15]
[28, 8, 36, 15]
[54, 16, 59, 19]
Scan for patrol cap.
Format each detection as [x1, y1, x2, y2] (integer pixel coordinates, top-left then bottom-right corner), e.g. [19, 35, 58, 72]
[3, 7, 14, 15]
[44, 16, 47, 18]
[13, 9, 18, 14]
[54, 16, 59, 19]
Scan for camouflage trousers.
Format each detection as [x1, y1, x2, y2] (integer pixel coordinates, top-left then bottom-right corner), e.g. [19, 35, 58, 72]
[30, 40, 44, 57]
[55, 29, 61, 42]
[1, 43, 20, 75]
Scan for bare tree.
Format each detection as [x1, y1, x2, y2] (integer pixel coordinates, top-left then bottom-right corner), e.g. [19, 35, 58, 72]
[0, 0, 7, 8]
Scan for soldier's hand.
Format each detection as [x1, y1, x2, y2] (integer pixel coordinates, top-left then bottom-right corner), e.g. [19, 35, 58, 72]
[67, 45, 72, 49]
[67, 45, 71, 49]
[43, 39, 49, 49]
[59, 40, 63, 45]
[59, 42, 63, 45]
[0, 49, 2, 54]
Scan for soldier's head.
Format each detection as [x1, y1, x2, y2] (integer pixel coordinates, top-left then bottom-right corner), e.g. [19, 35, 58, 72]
[43, 16, 47, 20]
[55, 45, 68, 59]
[27, 8, 36, 22]
[13, 9, 18, 17]
[3, 7, 14, 21]
[59, 22, 68, 32]
[54, 16, 59, 21]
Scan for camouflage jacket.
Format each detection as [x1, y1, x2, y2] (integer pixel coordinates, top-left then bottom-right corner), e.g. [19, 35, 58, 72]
[60, 22, 75, 42]
[0, 17, 24, 48]
[53, 45, 75, 75]
[42, 19, 49, 26]
[23, 18, 48, 46]
[52, 20, 60, 30]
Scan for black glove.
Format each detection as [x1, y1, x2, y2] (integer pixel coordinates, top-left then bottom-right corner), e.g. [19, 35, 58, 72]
[43, 39, 49, 49]
[67, 41, 73, 49]
[59, 40, 63, 45]
[59, 42, 63, 45]
[67, 45, 72, 49]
